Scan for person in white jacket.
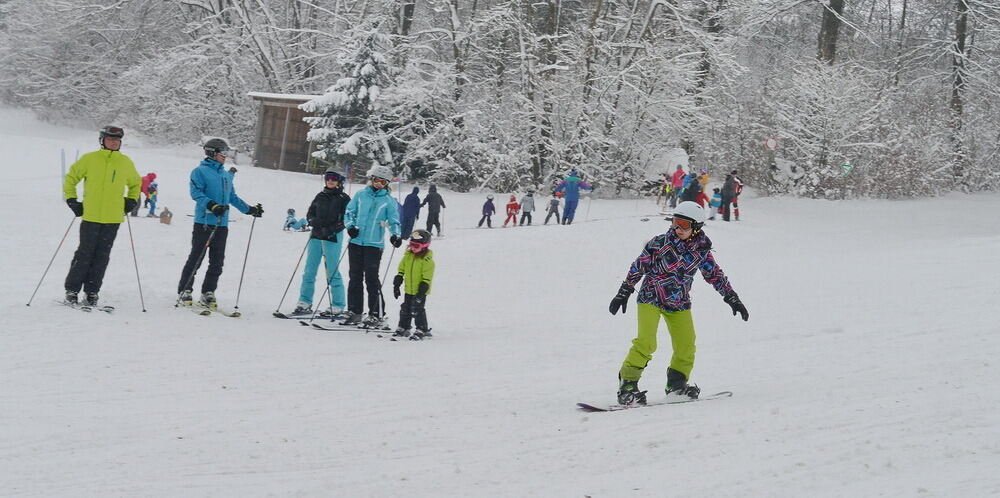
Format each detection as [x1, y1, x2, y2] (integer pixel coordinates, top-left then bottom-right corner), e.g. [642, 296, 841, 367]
[518, 191, 536, 226]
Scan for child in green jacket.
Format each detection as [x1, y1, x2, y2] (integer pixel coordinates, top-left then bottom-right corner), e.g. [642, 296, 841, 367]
[392, 229, 435, 340]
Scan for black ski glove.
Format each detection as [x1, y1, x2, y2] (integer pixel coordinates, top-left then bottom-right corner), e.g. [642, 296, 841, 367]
[393, 275, 403, 299]
[608, 282, 634, 315]
[247, 203, 264, 217]
[206, 201, 228, 216]
[390, 235, 402, 248]
[724, 293, 749, 321]
[66, 198, 83, 217]
[124, 197, 137, 214]
[417, 281, 429, 296]
[347, 226, 360, 238]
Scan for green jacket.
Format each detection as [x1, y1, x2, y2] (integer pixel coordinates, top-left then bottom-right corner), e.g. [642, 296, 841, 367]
[397, 249, 435, 295]
[63, 149, 141, 224]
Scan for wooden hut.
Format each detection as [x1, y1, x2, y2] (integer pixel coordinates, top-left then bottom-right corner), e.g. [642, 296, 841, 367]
[247, 92, 321, 172]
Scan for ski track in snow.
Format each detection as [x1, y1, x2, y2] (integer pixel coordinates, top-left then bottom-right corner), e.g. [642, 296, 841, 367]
[1, 107, 999, 496]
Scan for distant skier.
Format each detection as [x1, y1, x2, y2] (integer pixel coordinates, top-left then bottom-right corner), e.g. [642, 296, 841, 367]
[503, 195, 520, 227]
[176, 138, 264, 309]
[293, 168, 351, 317]
[146, 182, 159, 217]
[721, 171, 738, 222]
[284, 208, 309, 231]
[478, 195, 496, 228]
[708, 188, 722, 221]
[392, 229, 435, 340]
[62, 126, 141, 307]
[554, 169, 593, 224]
[544, 193, 562, 225]
[400, 186, 421, 239]
[730, 170, 743, 221]
[519, 191, 535, 226]
[140, 172, 157, 209]
[669, 165, 685, 208]
[679, 173, 701, 203]
[341, 164, 402, 327]
[608, 201, 748, 406]
[420, 184, 446, 237]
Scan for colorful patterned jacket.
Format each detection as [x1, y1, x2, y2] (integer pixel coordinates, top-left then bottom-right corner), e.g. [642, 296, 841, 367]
[624, 228, 735, 312]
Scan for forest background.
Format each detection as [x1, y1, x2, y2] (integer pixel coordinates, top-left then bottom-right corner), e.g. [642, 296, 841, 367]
[1, 0, 997, 198]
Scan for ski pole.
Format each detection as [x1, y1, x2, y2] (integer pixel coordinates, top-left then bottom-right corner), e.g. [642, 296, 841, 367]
[303, 240, 350, 325]
[124, 215, 147, 312]
[176, 220, 221, 306]
[233, 215, 257, 312]
[274, 236, 311, 313]
[585, 195, 593, 221]
[26, 216, 77, 306]
[375, 243, 399, 320]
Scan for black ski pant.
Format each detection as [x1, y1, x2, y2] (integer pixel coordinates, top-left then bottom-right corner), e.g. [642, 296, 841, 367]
[519, 212, 533, 225]
[398, 293, 428, 331]
[721, 195, 733, 221]
[477, 215, 492, 228]
[65, 220, 120, 294]
[347, 243, 383, 316]
[544, 210, 561, 225]
[426, 211, 442, 235]
[178, 223, 229, 294]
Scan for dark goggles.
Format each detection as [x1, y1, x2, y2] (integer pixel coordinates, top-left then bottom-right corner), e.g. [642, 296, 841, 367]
[102, 126, 124, 138]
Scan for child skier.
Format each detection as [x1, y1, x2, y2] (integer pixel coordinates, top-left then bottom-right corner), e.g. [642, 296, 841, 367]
[478, 195, 496, 228]
[392, 229, 435, 340]
[519, 191, 535, 226]
[284, 208, 309, 231]
[146, 183, 159, 217]
[503, 195, 520, 227]
[708, 188, 722, 220]
[292, 168, 351, 318]
[544, 193, 561, 225]
[608, 201, 749, 406]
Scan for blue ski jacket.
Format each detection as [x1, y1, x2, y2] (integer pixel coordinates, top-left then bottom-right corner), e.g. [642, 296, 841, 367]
[402, 187, 421, 218]
[554, 175, 593, 201]
[189, 158, 250, 226]
[344, 186, 401, 248]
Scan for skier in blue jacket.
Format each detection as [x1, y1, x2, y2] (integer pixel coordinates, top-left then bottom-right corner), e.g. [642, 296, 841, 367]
[341, 164, 402, 327]
[400, 186, 421, 239]
[176, 138, 263, 309]
[554, 169, 593, 225]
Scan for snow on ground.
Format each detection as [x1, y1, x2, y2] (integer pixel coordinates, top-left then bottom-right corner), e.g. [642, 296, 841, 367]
[1, 107, 999, 497]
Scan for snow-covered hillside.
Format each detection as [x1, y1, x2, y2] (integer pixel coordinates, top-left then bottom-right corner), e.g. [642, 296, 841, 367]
[1, 108, 998, 497]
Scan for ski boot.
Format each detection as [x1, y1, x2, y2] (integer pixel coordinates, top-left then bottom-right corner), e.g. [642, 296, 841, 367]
[361, 313, 385, 329]
[392, 327, 411, 338]
[293, 302, 314, 315]
[617, 378, 647, 406]
[340, 312, 363, 326]
[85, 292, 99, 306]
[177, 289, 193, 307]
[199, 291, 218, 310]
[665, 368, 700, 399]
[410, 328, 433, 341]
[65, 290, 79, 305]
[317, 307, 343, 319]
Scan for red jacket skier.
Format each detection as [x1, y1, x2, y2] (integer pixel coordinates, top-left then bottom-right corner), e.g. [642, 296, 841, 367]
[503, 195, 520, 227]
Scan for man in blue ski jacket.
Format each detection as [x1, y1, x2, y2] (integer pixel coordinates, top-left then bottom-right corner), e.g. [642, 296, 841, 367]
[176, 138, 263, 309]
[341, 164, 402, 327]
[554, 169, 593, 225]
[400, 186, 421, 239]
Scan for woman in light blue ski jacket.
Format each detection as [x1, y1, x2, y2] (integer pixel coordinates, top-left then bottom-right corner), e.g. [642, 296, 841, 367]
[190, 158, 250, 226]
[344, 185, 402, 248]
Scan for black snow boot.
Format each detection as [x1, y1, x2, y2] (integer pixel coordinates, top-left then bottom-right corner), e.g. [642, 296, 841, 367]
[85, 292, 99, 306]
[65, 290, 79, 305]
[665, 367, 700, 399]
[341, 312, 363, 326]
[617, 378, 647, 405]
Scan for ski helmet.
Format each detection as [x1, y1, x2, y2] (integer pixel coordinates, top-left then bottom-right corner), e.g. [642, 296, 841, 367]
[366, 164, 393, 181]
[487, 194, 494, 200]
[408, 229, 432, 253]
[672, 201, 707, 231]
[99, 126, 124, 148]
[324, 166, 345, 183]
[203, 138, 231, 158]
[287, 208, 295, 216]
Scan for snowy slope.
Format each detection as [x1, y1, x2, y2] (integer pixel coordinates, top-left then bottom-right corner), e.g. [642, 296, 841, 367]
[1, 107, 999, 497]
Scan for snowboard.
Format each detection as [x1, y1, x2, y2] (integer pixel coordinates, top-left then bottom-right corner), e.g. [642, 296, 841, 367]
[577, 391, 732, 412]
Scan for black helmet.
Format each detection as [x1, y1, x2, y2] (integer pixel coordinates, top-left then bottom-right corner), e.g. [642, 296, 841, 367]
[203, 138, 231, 157]
[99, 126, 124, 148]
[287, 208, 295, 216]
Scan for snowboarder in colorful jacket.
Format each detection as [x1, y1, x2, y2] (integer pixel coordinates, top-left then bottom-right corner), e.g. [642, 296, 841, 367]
[478, 195, 496, 228]
[503, 195, 520, 227]
[608, 201, 749, 406]
[391, 229, 435, 340]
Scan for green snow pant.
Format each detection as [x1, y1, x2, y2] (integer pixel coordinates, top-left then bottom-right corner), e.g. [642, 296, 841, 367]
[619, 304, 696, 382]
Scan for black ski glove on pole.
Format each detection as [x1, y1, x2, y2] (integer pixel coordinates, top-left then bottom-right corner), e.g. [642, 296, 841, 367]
[247, 203, 264, 217]
[347, 226, 360, 238]
[206, 201, 228, 216]
[724, 293, 749, 321]
[608, 282, 634, 315]
[66, 198, 83, 217]
[393, 275, 403, 299]
[124, 198, 137, 214]
[390, 235, 402, 248]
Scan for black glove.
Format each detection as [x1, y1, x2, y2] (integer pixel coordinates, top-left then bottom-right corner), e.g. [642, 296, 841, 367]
[393, 275, 403, 299]
[206, 201, 228, 216]
[417, 281, 429, 296]
[608, 282, 634, 315]
[390, 235, 402, 248]
[124, 197, 137, 214]
[66, 198, 83, 217]
[247, 203, 264, 217]
[724, 293, 749, 321]
[347, 226, 360, 238]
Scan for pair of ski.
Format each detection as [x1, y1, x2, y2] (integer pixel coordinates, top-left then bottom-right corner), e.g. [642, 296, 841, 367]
[274, 311, 408, 338]
[177, 302, 241, 317]
[577, 390, 733, 412]
[58, 300, 115, 314]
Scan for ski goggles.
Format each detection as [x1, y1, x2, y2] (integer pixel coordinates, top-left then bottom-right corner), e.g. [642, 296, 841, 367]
[324, 172, 345, 183]
[408, 239, 430, 252]
[101, 126, 124, 138]
[371, 176, 390, 188]
[672, 217, 694, 230]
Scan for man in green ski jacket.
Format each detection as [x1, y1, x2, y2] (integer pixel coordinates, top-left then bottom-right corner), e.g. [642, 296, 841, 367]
[62, 126, 141, 307]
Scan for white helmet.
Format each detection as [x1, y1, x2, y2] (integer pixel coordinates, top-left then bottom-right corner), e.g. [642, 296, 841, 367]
[673, 201, 707, 224]
[366, 164, 393, 180]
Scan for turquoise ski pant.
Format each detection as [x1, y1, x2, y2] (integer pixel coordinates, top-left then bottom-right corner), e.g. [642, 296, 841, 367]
[298, 238, 346, 309]
[619, 304, 696, 382]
